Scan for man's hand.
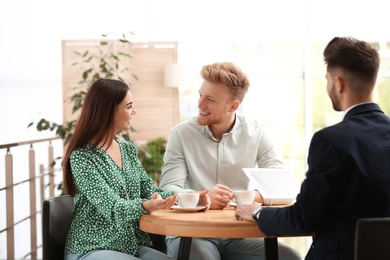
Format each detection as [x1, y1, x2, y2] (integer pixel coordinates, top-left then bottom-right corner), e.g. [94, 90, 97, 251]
[235, 202, 262, 222]
[208, 184, 233, 209]
[254, 190, 265, 204]
[197, 189, 211, 210]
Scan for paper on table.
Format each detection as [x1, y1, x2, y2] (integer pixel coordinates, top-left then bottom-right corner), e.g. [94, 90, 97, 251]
[242, 168, 301, 205]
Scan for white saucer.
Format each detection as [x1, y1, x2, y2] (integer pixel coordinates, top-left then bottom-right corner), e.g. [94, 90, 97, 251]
[227, 201, 238, 208]
[171, 205, 206, 212]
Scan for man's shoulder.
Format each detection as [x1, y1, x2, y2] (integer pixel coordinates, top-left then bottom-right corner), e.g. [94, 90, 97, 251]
[236, 115, 265, 129]
[312, 122, 351, 143]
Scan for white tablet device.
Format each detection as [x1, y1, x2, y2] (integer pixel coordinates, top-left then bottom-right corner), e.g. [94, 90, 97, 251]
[242, 168, 301, 205]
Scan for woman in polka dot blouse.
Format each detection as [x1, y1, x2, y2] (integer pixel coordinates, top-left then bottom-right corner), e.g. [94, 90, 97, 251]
[62, 78, 191, 260]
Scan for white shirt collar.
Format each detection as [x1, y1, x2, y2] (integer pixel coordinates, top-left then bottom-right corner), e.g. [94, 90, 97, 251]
[343, 102, 373, 119]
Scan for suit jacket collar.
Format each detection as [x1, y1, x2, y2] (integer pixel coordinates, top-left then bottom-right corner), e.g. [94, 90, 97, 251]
[344, 103, 383, 120]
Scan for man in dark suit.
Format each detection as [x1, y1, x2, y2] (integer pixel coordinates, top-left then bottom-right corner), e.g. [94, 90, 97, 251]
[235, 36, 390, 260]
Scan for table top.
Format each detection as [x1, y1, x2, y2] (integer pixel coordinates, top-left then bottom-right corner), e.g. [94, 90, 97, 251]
[140, 207, 266, 238]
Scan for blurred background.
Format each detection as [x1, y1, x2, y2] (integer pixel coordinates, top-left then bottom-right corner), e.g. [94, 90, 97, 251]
[1, 0, 390, 258]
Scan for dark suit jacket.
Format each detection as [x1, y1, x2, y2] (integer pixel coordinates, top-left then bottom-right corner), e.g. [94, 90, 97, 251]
[259, 103, 390, 260]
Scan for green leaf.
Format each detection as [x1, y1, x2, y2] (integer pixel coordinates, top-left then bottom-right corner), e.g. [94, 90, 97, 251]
[50, 160, 56, 167]
[50, 123, 58, 131]
[119, 52, 132, 58]
[37, 119, 50, 131]
[82, 68, 93, 80]
[120, 68, 130, 74]
[111, 54, 119, 61]
[84, 56, 92, 63]
[92, 73, 100, 81]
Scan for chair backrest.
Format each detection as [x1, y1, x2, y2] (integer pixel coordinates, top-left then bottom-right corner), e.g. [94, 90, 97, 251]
[42, 195, 166, 257]
[354, 217, 390, 260]
[42, 195, 74, 260]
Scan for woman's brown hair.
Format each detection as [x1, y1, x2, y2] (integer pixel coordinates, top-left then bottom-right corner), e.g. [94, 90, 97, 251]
[62, 78, 130, 196]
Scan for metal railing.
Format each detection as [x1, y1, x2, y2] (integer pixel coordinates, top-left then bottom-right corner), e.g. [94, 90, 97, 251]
[0, 137, 63, 260]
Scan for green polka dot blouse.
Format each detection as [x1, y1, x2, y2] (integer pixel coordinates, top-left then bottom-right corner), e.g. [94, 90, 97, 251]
[64, 139, 173, 256]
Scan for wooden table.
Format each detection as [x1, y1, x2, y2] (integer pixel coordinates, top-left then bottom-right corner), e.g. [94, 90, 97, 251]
[140, 207, 280, 260]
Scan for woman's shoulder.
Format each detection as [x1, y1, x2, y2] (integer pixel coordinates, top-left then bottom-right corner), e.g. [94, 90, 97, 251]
[117, 138, 137, 152]
[117, 138, 135, 146]
[71, 142, 93, 156]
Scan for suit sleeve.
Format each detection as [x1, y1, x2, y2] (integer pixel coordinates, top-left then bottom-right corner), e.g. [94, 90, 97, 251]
[258, 130, 343, 235]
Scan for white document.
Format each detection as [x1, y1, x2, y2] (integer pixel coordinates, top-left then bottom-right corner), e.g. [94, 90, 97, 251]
[242, 168, 301, 205]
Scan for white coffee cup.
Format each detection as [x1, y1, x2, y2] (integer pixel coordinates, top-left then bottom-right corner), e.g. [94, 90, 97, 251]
[177, 192, 199, 208]
[232, 190, 255, 205]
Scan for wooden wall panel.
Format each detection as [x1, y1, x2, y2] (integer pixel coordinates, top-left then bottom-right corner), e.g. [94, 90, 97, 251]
[62, 40, 179, 143]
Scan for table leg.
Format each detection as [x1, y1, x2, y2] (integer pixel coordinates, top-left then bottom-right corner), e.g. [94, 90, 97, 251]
[177, 237, 192, 260]
[264, 237, 278, 260]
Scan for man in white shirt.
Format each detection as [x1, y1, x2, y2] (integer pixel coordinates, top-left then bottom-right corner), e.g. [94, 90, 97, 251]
[160, 62, 301, 260]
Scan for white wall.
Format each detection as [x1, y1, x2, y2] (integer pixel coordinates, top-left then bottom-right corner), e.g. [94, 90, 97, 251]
[1, 0, 389, 143]
[1, 0, 389, 258]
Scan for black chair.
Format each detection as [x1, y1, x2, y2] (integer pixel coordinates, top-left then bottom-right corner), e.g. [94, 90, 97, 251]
[42, 195, 167, 259]
[148, 233, 167, 254]
[42, 195, 74, 260]
[354, 217, 390, 260]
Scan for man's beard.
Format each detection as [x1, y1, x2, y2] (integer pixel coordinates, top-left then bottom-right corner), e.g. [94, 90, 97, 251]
[329, 83, 342, 112]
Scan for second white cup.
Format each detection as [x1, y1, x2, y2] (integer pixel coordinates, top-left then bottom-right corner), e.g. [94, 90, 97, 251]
[177, 192, 199, 208]
[232, 190, 255, 205]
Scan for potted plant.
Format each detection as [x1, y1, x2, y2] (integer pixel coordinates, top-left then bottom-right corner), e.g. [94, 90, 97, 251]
[29, 33, 137, 144]
[28, 33, 137, 193]
[137, 137, 167, 186]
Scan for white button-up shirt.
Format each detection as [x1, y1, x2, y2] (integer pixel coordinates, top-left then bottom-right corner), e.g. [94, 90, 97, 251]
[160, 115, 284, 193]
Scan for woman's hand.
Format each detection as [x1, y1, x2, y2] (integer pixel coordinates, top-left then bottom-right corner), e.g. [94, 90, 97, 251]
[142, 192, 178, 213]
